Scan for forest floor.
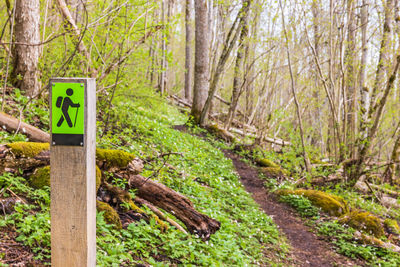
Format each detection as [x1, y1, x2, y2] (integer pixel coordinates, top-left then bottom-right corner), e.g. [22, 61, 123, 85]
[174, 124, 364, 266]
[223, 150, 364, 267]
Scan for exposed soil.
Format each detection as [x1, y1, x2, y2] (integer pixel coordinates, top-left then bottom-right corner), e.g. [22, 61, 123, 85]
[223, 150, 364, 267]
[0, 226, 47, 266]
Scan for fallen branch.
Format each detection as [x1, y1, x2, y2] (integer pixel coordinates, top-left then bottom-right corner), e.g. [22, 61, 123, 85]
[170, 95, 191, 108]
[0, 112, 49, 142]
[135, 197, 187, 234]
[127, 174, 220, 240]
[354, 231, 400, 253]
[230, 127, 290, 146]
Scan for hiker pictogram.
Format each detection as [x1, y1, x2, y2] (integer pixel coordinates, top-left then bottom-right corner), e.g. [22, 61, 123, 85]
[56, 88, 81, 128]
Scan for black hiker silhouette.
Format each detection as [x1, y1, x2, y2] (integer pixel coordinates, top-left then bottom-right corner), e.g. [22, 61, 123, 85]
[56, 88, 80, 128]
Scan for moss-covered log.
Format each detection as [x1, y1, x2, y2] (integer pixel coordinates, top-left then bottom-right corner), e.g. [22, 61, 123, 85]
[277, 189, 349, 216]
[127, 174, 220, 240]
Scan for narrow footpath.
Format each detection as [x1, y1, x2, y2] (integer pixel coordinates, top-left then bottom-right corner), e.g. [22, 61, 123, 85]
[223, 150, 363, 267]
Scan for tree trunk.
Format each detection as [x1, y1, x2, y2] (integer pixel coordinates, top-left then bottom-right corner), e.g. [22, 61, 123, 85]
[159, 0, 167, 95]
[345, 0, 357, 158]
[384, 128, 400, 184]
[191, 0, 210, 124]
[199, 1, 250, 125]
[56, 0, 96, 77]
[184, 0, 194, 101]
[358, 0, 370, 151]
[11, 0, 40, 97]
[224, 0, 251, 130]
[279, 0, 310, 172]
[311, 0, 324, 153]
[352, 0, 395, 182]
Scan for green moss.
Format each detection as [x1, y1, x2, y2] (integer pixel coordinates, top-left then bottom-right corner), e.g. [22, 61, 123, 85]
[207, 124, 236, 143]
[340, 211, 384, 237]
[8, 142, 49, 158]
[96, 200, 122, 229]
[384, 219, 400, 235]
[96, 166, 101, 192]
[29, 166, 50, 189]
[277, 189, 348, 216]
[261, 167, 289, 178]
[310, 157, 324, 164]
[256, 158, 279, 168]
[29, 165, 101, 191]
[96, 148, 135, 168]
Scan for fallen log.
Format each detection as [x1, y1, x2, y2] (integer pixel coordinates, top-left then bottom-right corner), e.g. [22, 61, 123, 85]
[0, 112, 49, 142]
[354, 231, 400, 253]
[170, 95, 191, 108]
[135, 197, 188, 234]
[230, 127, 291, 146]
[127, 174, 220, 240]
[354, 180, 400, 198]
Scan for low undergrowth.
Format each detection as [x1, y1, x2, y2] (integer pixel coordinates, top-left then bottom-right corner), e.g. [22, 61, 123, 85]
[0, 87, 288, 266]
[279, 193, 400, 265]
[235, 137, 400, 266]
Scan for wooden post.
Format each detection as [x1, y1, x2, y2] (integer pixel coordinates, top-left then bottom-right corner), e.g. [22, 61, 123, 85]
[50, 78, 96, 266]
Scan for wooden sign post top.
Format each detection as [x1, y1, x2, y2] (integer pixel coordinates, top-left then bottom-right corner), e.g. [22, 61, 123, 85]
[51, 82, 85, 146]
[50, 78, 96, 267]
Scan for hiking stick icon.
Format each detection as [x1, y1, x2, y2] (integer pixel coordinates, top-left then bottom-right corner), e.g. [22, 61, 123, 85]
[56, 88, 81, 128]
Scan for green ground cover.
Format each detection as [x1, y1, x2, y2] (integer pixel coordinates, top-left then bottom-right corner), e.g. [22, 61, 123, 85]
[0, 88, 288, 266]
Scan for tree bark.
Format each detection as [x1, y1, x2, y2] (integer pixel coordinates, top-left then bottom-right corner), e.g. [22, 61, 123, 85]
[358, 0, 370, 149]
[224, 0, 251, 130]
[56, 0, 97, 77]
[352, 0, 395, 182]
[384, 132, 400, 184]
[191, 0, 210, 124]
[127, 174, 220, 239]
[352, 53, 400, 183]
[158, 0, 168, 95]
[279, 0, 311, 172]
[345, 0, 357, 157]
[0, 112, 49, 142]
[11, 0, 40, 97]
[199, 1, 250, 125]
[184, 0, 194, 101]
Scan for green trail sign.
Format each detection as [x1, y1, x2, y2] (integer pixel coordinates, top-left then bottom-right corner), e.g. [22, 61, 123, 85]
[51, 82, 85, 146]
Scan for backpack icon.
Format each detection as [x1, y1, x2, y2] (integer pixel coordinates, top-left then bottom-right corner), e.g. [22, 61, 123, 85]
[56, 96, 63, 108]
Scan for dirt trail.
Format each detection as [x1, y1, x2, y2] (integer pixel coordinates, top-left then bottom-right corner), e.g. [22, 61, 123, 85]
[223, 150, 362, 267]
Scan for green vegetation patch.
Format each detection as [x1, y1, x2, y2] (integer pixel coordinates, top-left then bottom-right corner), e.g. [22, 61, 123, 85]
[261, 167, 290, 178]
[7, 142, 49, 158]
[29, 166, 50, 189]
[384, 219, 400, 235]
[279, 194, 320, 217]
[317, 221, 400, 264]
[96, 148, 135, 168]
[339, 211, 384, 238]
[96, 200, 122, 229]
[256, 158, 279, 168]
[277, 189, 348, 216]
